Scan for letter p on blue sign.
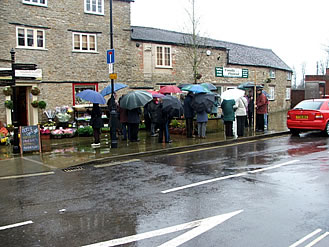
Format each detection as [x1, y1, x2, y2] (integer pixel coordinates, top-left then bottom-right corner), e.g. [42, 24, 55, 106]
[107, 49, 115, 64]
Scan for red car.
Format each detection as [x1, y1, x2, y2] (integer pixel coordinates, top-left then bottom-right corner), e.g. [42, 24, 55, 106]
[287, 98, 329, 136]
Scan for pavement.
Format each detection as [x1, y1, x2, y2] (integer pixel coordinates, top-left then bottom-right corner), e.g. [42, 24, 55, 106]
[0, 111, 290, 178]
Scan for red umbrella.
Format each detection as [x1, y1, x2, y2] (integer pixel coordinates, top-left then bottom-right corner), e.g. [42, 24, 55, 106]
[158, 85, 182, 94]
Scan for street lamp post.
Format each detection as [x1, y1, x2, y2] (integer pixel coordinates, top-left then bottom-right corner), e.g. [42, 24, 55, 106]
[109, 0, 117, 148]
[10, 48, 20, 153]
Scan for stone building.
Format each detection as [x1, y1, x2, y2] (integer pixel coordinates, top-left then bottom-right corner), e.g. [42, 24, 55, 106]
[130, 26, 293, 113]
[0, 0, 292, 127]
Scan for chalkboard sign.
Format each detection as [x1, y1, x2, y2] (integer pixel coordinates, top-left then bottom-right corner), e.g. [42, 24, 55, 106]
[19, 125, 41, 154]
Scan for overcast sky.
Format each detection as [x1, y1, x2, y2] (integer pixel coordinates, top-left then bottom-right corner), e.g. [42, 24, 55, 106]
[131, 0, 329, 83]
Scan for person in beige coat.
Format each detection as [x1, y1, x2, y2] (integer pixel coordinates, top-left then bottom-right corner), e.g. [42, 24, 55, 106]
[235, 96, 248, 137]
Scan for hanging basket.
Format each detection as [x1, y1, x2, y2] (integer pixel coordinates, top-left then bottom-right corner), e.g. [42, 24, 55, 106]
[4, 100, 13, 109]
[31, 100, 39, 108]
[31, 87, 40, 95]
[3, 87, 12, 96]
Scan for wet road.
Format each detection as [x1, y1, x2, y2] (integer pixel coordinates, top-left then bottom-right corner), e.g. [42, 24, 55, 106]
[0, 133, 329, 247]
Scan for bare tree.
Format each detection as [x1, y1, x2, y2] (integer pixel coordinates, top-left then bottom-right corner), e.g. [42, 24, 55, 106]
[181, 0, 208, 84]
[301, 62, 306, 88]
[292, 66, 297, 89]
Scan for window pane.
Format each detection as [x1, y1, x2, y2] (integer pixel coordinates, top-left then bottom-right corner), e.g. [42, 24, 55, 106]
[98, 0, 102, 13]
[74, 34, 80, 50]
[37, 31, 43, 47]
[89, 35, 95, 50]
[165, 47, 170, 66]
[82, 35, 88, 50]
[92, 0, 96, 12]
[32, 0, 37, 2]
[40, 0, 45, 3]
[157, 47, 163, 66]
[27, 29, 34, 47]
[18, 29, 25, 46]
[86, 0, 90, 11]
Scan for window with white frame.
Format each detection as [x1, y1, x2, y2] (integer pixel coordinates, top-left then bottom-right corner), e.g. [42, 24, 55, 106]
[269, 69, 276, 79]
[16, 27, 45, 49]
[72, 33, 97, 52]
[286, 87, 291, 100]
[287, 72, 292, 81]
[156, 46, 172, 68]
[84, 0, 104, 15]
[22, 0, 47, 7]
[268, 86, 275, 100]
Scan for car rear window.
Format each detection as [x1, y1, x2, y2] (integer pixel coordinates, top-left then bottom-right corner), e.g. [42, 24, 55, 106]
[294, 101, 323, 110]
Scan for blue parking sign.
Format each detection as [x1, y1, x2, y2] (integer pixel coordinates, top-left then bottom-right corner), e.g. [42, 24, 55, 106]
[107, 49, 115, 64]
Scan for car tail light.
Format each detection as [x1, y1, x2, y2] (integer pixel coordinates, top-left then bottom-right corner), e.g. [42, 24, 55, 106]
[315, 113, 324, 119]
[287, 113, 290, 119]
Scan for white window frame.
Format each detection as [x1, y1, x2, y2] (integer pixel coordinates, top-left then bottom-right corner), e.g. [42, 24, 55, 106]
[269, 69, 276, 79]
[84, 0, 104, 15]
[72, 32, 97, 53]
[16, 27, 46, 49]
[155, 45, 172, 68]
[286, 87, 291, 100]
[287, 72, 292, 81]
[268, 86, 275, 100]
[22, 0, 47, 7]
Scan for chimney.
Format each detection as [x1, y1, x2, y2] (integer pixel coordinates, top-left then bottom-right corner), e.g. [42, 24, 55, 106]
[326, 68, 329, 75]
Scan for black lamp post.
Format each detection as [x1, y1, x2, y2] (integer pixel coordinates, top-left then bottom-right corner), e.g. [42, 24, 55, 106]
[10, 48, 20, 153]
[109, 0, 118, 148]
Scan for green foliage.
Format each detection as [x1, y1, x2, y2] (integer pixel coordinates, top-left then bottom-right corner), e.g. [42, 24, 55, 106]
[4, 100, 13, 109]
[3, 87, 12, 96]
[38, 100, 47, 109]
[31, 100, 39, 107]
[77, 126, 93, 136]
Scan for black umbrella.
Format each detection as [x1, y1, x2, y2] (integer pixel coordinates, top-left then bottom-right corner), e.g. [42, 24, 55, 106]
[162, 95, 183, 118]
[191, 93, 216, 113]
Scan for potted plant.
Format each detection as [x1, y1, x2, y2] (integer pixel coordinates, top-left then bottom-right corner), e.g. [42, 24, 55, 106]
[31, 87, 40, 95]
[38, 100, 47, 109]
[40, 128, 51, 139]
[3, 87, 12, 96]
[4, 100, 13, 109]
[31, 100, 39, 108]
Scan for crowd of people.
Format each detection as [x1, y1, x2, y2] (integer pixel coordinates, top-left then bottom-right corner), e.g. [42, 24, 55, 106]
[89, 88, 269, 147]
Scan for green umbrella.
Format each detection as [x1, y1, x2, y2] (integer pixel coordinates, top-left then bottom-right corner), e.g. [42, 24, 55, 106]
[119, 90, 153, 110]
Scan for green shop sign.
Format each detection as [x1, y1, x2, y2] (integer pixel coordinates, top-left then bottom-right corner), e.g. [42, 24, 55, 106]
[215, 67, 248, 78]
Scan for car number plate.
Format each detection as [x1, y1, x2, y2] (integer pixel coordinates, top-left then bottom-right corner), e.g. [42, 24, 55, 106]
[296, 115, 308, 119]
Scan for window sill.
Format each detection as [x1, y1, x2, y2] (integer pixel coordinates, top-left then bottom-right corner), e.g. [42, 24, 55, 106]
[23, 3, 48, 8]
[155, 66, 173, 69]
[16, 47, 48, 51]
[84, 11, 105, 16]
[72, 50, 99, 54]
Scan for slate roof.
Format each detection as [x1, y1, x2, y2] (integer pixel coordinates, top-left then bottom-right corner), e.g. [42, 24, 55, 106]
[131, 26, 292, 72]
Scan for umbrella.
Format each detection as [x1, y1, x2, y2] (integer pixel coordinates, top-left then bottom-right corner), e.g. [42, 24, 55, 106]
[100, 83, 128, 96]
[76, 89, 106, 104]
[191, 93, 216, 113]
[181, 84, 211, 94]
[119, 90, 153, 110]
[221, 88, 245, 101]
[177, 83, 190, 89]
[237, 82, 263, 90]
[147, 90, 165, 98]
[201, 83, 217, 91]
[158, 85, 182, 94]
[161, 95, 183, 118]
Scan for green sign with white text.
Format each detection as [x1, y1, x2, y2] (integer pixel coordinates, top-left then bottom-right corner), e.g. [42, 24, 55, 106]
[215, 67, 248, 78]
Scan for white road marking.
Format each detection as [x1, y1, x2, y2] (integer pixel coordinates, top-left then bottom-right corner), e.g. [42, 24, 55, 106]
[81, 210, 243, 247]
[0, 171, 54, 180]
[0, 220, 33, 231]
[94, 159, 141, 168]
[162, 160, 299, 194]
[289, 229, 322, 247]
[304, 232, 329, 247]
[22, 157, 57, 169]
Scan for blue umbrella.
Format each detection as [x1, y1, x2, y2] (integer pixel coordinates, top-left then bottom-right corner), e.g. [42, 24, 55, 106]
[100, 83, 128, 96]
[76, 89, 106, 104]
[201, 83, 217, 91]
[181, 84, 211, 94]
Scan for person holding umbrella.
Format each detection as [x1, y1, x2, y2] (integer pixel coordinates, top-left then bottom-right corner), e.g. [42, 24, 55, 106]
[89, 103, 104, 147]
[256, 88, 267, 132]
[221, 99, 238, 137]
[196, 109, 208, 138]
[235, 95, 248, 137]
[183, 92, 195, 138]
[127, 107, 141, 142]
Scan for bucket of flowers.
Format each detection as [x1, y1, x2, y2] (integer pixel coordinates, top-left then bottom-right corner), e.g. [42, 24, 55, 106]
[40, 128, 51, 139]
[51, 129, 64, 139]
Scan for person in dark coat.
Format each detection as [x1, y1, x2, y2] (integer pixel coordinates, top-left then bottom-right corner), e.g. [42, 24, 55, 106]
[183, 92, 195, 138]
[256, 88, 267, 132]
[147, 98, 160, 137]
[118, 96, 128, 141]
[221, 99, 237, 137]
[90, 103, 103, 147]
[154, 100, 171, 143]
[127, 107, 141, 142]
[247, 90, 254, 127]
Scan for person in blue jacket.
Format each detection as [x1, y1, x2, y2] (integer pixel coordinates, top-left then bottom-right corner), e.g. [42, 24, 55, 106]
[196, 110, 208, 138]
[183, 92, 195, 138]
